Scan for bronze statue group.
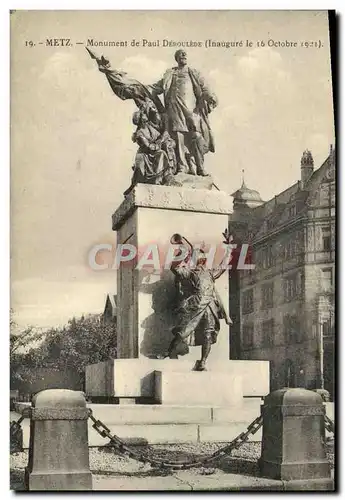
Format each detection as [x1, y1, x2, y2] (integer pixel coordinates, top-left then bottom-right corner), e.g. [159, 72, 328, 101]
[87, 47, 218, 195]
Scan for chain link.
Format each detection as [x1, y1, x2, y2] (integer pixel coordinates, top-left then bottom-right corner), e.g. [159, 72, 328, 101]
[324, 415, 334, 435]
[10, 415, 25, 430]
[88, 409, 263, 470]
[9, 406, 335, 466]
[10, 415, 25, 454]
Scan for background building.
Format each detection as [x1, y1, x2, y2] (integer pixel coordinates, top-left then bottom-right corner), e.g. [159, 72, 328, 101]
[229, 146, 335, 398]
[102, 294, 117, 325]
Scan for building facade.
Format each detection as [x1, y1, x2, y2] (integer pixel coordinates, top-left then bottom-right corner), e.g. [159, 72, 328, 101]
[229, 147, 335, 397]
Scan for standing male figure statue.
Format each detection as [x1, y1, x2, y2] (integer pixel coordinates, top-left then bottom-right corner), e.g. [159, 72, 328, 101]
[149, 50, 218, 176]
[88, 48, 218, 179]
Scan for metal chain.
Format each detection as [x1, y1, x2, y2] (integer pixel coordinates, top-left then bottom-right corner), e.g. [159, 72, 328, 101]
[324, 414, 334, 435]
[9, 407, 335, 465]
[10, 415, 25, 430]
[10, 415, 25, 453]
[88, 409, 263, 470]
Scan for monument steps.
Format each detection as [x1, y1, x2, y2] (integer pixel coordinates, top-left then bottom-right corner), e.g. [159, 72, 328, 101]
[85, 399, 265, 445]
[14, 401, 334, 447]
[86, 399, 263, 425]
[87, 422, 263, 446]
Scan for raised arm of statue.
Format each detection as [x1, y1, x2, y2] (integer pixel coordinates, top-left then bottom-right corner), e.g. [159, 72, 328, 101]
[147, 78, 164, 96]
[87, 48, 166, 113]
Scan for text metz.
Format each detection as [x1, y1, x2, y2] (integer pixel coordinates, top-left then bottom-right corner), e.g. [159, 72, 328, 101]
[46, 38, 72, 47]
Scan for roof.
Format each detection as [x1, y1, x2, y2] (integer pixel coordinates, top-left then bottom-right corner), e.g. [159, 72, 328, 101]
[103, 294, 117, 318]
[240, 151, 334, 241]
[232, 180, 263, 204]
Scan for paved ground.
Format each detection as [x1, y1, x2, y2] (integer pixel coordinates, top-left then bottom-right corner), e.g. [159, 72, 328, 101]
[93, 472, 284, 491]
[92, 473, 334, 491]
[10, 468, 335, 492]
[10, 440, 335, 491]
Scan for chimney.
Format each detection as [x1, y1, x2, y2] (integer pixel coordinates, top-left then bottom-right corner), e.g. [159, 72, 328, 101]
[300, 149, 314, 188]
[329, 143, 335, 167]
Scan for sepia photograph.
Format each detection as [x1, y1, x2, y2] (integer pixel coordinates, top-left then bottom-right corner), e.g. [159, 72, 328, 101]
[9, 9, 336, 491]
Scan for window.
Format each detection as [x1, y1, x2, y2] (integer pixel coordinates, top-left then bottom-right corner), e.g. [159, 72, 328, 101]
[262, 319, 274, 346]
[243, 324, 254, 348]
[285, 359, 295, 388]
[267, 219, 275, 230]
[322, 319, 333, 338]
[242, 289, 254, 314]
[284, 315, 302, 343]
[288, 205, 296, 218]
[321, 268, 333, 291]
[322, 227, 331, 251]
[262, 245, 275, 269]
[261, 283, 274, 309]
[284, 274, 299, 301]
[285, 240, 295, 260]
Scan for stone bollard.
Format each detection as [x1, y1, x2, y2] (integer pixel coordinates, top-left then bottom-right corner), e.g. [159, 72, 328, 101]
[25, 389, 92, 491]
[259, 388, 332, 489]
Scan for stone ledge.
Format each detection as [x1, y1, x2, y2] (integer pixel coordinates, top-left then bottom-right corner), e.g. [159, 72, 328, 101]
[86, 401, 263, 425]
[112, 183, 232, 230]
[88, 404, 212, 424]
[155, 370, 243, 406]
[85, 359, 270, 399]
[88, 423, 199, 446]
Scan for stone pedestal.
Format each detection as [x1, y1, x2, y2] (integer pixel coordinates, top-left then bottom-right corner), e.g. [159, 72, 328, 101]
[25, 389, 92, 491]
[155, 370, 243, 406]
[85, 182, 271, 412]
[85, 358, 270, 401]
[112, 183, 232, 363]
[259, 388, 331, 481]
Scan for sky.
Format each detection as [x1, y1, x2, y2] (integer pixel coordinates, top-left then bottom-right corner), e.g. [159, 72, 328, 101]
[10, 10, 335, 330]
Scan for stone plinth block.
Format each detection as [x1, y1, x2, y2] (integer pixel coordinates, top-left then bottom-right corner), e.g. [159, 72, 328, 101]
[155, 370, 243, 406]
[88, 403, 212, 425]
[112, 183, 232, 231]
[25, 389, 92, 491]
[85, 358, 269, 400]
[112, 183, 232, 363]
[259, 388, 331, 481]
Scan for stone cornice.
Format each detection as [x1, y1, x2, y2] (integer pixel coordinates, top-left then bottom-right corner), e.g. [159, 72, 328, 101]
[112, 184, 232, 230]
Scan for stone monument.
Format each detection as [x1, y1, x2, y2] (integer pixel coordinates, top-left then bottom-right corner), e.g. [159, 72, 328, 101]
[85, 50, 269, 427]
